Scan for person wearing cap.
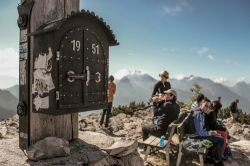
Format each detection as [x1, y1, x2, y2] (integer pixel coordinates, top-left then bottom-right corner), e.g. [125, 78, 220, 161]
[151, 70, 171, 97]
[229, 99, 239, 122]
[142, 89, 180, 140]
[100, 75, 116, 128]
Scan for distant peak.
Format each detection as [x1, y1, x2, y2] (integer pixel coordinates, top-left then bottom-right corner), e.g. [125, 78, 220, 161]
[185, 75, 197, 80]
[113, 69, 145, 80]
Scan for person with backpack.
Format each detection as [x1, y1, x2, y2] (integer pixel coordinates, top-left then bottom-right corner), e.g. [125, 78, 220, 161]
[100, 75, 116, 128]
[230, 99, 239, 122]
[194, 99, 225, 166]
[142, 89, 180, 140]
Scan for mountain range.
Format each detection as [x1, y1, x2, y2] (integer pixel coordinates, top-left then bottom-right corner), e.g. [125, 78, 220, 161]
[0, 89, 18, 120]
[0, 73, 249, 119]
[114, 73, 250, 113]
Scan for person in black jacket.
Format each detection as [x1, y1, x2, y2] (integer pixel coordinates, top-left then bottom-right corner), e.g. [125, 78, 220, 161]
[142, 89, 180, 140]
[151, 70, 171, 96]
[230, 99, 239, 122]
[212, 97, 223, 119]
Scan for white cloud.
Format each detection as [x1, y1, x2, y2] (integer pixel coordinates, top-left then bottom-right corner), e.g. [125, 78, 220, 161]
[112, 69, 131, 80]
[163, 0, 193, 16]
[236, 77, 247, 83]
[197, 47, 209, 55]
[112, 69, 146, 80]
[173, 74, 185, 80]
[214, 77, 228, 84]
[0, 48, 19, 78]
[207, 54, 215, 60]
[214, 77, 250, 86]
[163, 6, 183, 15]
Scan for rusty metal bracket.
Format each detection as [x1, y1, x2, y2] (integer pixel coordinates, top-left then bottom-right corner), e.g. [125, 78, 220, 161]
[17, 0, 34, 29]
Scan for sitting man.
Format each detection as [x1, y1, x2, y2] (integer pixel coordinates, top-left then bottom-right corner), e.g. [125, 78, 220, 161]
[194, 99, 225, 166]
[191, 93, 205, 116]
[142, 89, 180, 141]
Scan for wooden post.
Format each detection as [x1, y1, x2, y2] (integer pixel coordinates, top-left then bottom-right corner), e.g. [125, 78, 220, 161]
[24, 0, 79, 146]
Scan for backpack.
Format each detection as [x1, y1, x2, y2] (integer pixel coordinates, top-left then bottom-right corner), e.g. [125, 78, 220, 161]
[184, 111, 196, 134]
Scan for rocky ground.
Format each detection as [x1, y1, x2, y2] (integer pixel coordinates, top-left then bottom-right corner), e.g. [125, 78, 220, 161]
[0, 109, 250, 166]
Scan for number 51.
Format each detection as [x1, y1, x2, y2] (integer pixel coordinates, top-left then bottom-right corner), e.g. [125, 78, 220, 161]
[92, 44, 100, 55]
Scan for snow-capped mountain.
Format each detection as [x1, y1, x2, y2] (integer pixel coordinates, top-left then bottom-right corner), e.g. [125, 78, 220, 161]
[113, 73, 250, 112]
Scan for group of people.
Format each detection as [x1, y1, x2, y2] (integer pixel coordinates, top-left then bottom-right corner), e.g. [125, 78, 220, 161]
[141, 70, 238, 166]
[100, 70, 240, 166]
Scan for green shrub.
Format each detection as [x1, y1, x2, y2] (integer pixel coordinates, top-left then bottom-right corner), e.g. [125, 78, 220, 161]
[112, 101, 146, 116]
[222, 107, 250, 125]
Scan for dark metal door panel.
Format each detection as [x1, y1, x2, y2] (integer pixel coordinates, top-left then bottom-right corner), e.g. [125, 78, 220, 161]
[85, 30, 107, 105]
[59, 28, 84, 108]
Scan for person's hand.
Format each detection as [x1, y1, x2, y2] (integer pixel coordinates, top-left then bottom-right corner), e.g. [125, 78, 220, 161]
[151, 96, 160, 103]
[209, 131, 219, 136]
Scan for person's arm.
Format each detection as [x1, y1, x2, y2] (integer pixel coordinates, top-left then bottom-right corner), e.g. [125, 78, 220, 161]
[168, 82, 171, 89]
[152, 82, 159, 96]
[194, 113, 209, 136]
[155, 102, 172, 115]
[113, 83, 116, 95]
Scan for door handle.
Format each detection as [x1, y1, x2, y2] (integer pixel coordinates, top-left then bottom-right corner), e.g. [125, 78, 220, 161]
[67, 70, 86, 83]
[86, 66, 90, 86]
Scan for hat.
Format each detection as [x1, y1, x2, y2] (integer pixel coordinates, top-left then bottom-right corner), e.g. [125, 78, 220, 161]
[163, 89, 177, 98]
[159, 70, 169, 79]
[109, 75, 114, 82]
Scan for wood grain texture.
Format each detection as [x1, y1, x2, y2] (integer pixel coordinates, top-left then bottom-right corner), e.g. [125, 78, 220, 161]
[29, 0, 79, 144]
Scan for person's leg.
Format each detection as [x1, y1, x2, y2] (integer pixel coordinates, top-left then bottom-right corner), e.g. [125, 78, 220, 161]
[142, 124, 163, 141]
[216, 130, 228, 156]
[205, 136, 224, 162]
[100, 109, 107, 125]
[105, 102, 112, 127]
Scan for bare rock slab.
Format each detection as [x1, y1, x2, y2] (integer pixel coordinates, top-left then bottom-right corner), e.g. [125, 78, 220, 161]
[26, 137, 70, 161]
[79, 131, 115, 148]
[0, 126, 7, 138]
[103, 138, 138, 157]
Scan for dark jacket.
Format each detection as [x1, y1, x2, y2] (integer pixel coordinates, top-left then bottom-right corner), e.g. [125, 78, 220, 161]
[153, 100, 180, 132]
[205, 111, 226, 131]
[212, 100, 222, 118]
[230, 101, 238, 113]
[152, 81, 171, 96]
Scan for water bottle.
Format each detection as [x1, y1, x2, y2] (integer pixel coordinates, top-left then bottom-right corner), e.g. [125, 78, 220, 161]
[160, 136, 165, 147]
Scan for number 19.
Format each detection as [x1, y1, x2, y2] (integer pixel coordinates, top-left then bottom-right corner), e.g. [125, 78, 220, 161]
[71, 40, 81, 52]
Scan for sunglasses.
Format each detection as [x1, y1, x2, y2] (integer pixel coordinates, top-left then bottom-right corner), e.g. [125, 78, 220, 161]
[164, 93, 173, 96]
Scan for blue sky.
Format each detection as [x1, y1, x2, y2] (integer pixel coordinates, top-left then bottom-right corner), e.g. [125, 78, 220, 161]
[0, 0, 249, 85]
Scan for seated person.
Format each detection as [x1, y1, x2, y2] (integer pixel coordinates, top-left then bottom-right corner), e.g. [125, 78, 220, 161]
[205, 102, 228, 159]
[194, 99, 225, 166]
[191, 93, 205, 116]
[142, 89, 180, 141]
